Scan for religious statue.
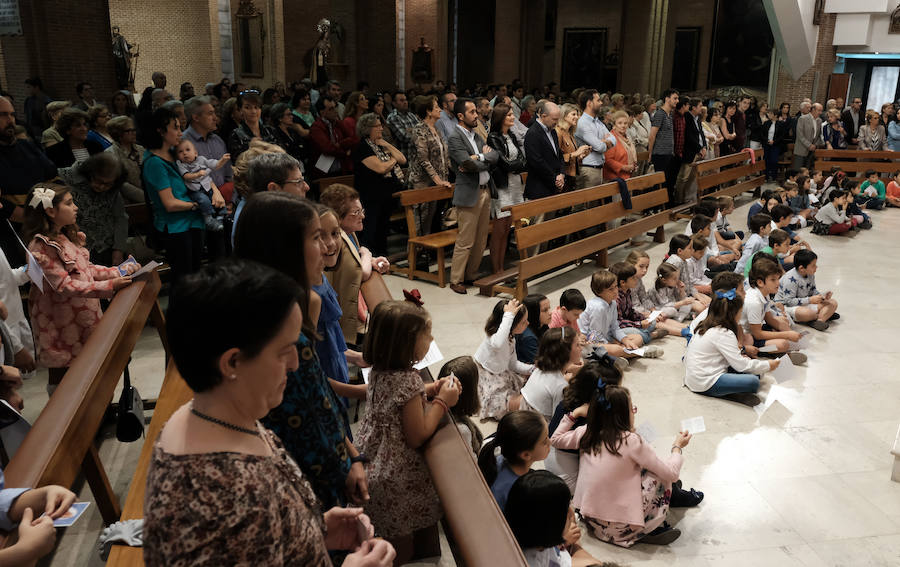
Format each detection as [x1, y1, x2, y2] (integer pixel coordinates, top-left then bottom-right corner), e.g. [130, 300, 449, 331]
[311, 18, 331, 87]
[411, 37, 433, 83]
[111, 26, 138, 91]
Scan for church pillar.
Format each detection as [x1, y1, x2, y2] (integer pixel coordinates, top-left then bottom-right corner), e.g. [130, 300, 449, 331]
[619, 0, 669, 96]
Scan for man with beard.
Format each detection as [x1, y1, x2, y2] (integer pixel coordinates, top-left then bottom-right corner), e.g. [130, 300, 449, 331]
[0, 96, 57, 263]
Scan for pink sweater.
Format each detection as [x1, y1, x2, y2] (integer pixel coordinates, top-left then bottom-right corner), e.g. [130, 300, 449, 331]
[551, 414, 683, 526]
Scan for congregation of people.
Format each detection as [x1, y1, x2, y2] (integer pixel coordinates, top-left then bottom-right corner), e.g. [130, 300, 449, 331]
[0, 68, 894, 567]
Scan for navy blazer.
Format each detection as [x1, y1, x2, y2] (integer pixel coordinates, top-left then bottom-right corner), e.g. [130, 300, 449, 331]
[523, 121, 563, 200]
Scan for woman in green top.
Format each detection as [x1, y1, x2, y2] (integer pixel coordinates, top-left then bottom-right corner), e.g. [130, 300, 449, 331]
[141, 107, 225, 280]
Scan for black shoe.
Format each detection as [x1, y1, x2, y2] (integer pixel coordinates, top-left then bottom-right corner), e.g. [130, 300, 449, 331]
[640, 523, 682, 545]
[828, 312, 840, 321]
[670, 484, 704, 507]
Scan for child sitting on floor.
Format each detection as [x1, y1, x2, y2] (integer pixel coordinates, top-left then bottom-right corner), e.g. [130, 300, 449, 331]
[747, 189, 775, 224]
[743, 258, 807, 364]
[549, 289, 586, 333]
[516, 293, 551, 365]
[743, 229, 801, 276]
[734, 213, 772, 274]
[684, 235, 712, 295]
[688, 214, 738, 271]
[775, 249, 839, 332]
[788, 177, 815, 224]
[477, 410, 550, 511]
[886, 171, 900, 207]
[475, 299, 534, 420]
[626, 250, 687, 336]
[609, 261, 669, 347]
[578, 269, 664, 363]
[846, 182, 874, 229]
[665, 234, 711, 307]
[439, 356, 483, 457]
[715, 195, 744, 243]
[859, 169, 886, 210]
[510, 327, 581, 420]
[649, 263, 702, 320]
[814, 190, 858, 235]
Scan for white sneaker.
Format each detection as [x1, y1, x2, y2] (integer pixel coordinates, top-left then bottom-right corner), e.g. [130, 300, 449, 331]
[614, 357, 629, 373]
[642, 345, 664, 358]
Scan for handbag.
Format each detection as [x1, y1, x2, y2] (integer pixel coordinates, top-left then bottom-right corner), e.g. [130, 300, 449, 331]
[116, 369, 145, 442]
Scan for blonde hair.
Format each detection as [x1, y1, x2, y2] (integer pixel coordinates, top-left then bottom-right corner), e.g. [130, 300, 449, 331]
[625, 250, 650, 265]
[233, 140, 285, 199]
[558, 103, 579, 132]
[611, 110, 629, 123]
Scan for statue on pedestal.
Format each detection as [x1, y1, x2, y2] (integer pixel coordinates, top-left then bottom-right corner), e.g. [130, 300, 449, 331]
[311, 19, 331, 87]
[111, 26, 138, 91]
[411, 37, 433, 83]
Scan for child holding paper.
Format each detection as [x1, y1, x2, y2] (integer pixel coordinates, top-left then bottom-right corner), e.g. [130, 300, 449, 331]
[743, 257, 807, 364]
[683, 286, 777, 397]
[665, 234, 710, 307]
[610, 261, 669, 345]
[626, 251, 688, 336]
[775, 249, 839, 331]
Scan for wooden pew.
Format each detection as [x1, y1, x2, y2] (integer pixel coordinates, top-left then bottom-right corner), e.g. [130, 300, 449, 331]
[814, 149, 900, 179]
[479, 172, 669, 299]
[108, 270, 526, 566]
[694, 151, 766, 202]
[392, 184, 458, 287]
[0, 272, 166, 550]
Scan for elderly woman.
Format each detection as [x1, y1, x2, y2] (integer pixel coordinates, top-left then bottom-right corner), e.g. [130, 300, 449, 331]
[823, 108, 848, 150]
[109, 90, 137, 118]
[86, 105, 114, 149]
[603, 110, 638, 180]
[627, 104, 650, 154]
[45, 108, 104, 177]
[105, 115, 146, 204]
[141, 106, 209, 280]
[269, 102, 306, 167]
[320, 184, 389, 347]
[518, 95, 536, 125]
[858, 109, 886, 151]
[702, 106, 724, 159]
[71, 153, 129, 266]
[145, 259, 395, 567]
[408, 95, 451, 237]
[41, 100, 71, 149]
[228, 91, 278, 162]
[352, 113, 406, 256]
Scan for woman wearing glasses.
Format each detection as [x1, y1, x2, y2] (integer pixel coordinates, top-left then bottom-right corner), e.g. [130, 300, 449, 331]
[228, 90, 278, 162]
[105, 115, 146, 203]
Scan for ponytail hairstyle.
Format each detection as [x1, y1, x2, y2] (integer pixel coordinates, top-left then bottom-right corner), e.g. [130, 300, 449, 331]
[695, 288, 743, 337]
[439, 355, 483, 455]
[477, 410, 546, 486]
[534, 327, 577, 372]
[561, 355, 622, 411]
[22, 182, 79, 245]
[579, 384, 633, 457]
[484, 299, 527, 339]
[522, 293, 549, 338]
[654, 262, 679, 290]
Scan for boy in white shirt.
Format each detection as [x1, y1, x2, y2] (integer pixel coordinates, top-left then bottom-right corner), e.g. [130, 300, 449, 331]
[685, 235, 712, 295]
[744, 257, 807, 364]
[665, 234, 711, 307]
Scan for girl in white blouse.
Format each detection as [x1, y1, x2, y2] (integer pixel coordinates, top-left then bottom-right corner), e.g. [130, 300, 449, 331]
[475, 299, 533, 420]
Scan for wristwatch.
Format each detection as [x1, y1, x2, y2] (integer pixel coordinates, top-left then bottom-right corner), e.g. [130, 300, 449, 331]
[350, 453, 370, 465]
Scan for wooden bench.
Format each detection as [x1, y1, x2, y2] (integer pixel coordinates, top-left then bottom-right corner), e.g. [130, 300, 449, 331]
[107, 270, 526, 565]
[477, 172, 669, 299]
[695, 151, 766, 202]
[392, 184, 458, 288]
[0, 271, 167, 550]
[814, 149, 900, 179]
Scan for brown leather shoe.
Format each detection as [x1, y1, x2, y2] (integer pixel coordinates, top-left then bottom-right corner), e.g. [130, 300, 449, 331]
[450, 283, 468, 294]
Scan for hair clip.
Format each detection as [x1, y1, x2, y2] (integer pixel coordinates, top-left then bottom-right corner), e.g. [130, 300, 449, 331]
[595, 379, 612, 410]
[403, 289, 424, 307]
[715, 288, 736, 301]
[28, 187, 55, 210]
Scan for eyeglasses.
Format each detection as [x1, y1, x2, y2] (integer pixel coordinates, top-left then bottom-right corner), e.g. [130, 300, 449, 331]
[283, 178, 307, 186]
[239, 89, 260, 96]
[349, 208, 365, 217]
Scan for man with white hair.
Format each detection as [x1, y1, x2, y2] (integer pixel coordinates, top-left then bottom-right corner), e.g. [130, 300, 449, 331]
[151, 88, 174, 110]
[793, 102, 823, 169]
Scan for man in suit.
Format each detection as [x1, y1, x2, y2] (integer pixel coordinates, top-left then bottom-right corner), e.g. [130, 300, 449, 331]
[675, 97, 708, 204]
[793, 102, 823, 170]
[841, 97, 862, 145]
[524, 100, 564, 201]
[446, 98, 498, 294]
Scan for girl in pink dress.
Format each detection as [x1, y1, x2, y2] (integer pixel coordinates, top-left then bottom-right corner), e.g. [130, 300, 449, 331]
[22, 184, 137, 392]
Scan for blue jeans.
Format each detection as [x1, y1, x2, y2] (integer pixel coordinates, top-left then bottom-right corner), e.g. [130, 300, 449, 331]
[622, 323, 655, 345]
[700, 372, 760, 397]
[189, 188, 215, 216]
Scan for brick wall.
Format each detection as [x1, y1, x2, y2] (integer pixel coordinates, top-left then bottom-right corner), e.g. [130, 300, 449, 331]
[0, 0, 116, 114]
[773, 13, 837, 109]
[108, 0, 220, 97]
[406, 0, 445, 88]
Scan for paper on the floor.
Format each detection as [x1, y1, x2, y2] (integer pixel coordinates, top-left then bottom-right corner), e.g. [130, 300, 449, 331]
[680, 416, 706, 434]
[414, 340, 443, 370]
[769, 353, 796, 383]
[635, 421, 659, 443]
[624, 347, 646, 356]
[647, 310, 663, 323]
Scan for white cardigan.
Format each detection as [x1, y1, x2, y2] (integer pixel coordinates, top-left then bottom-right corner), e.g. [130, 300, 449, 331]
[474, 312, 533, 375]
[683, 326, 770, 392]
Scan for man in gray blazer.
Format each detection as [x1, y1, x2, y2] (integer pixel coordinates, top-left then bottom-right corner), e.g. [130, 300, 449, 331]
[446, 98, 498, 294]
[793, 102, 823, 169]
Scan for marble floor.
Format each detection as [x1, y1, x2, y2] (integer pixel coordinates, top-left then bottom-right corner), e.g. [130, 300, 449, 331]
[18, 193, 900, 566]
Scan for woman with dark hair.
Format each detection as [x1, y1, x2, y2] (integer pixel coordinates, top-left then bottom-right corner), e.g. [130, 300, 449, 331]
[45, 108, 104, 172]
[487, 103, 527, 273]
[141, 106, 208, 280]
[109, 90, 137, 118]
[136, 86, 155, 114]
[719, 101, 739, 155]
[179, 82, 195, 103]
[71, 153, 130, 265]
[233, 192, 371, 512]
[269, 102, 306, 167]
[228, 91, 278, 162]
[340, 91, 368, 147]
[353, 113, 406, 256]
[86, 105, 114, 149]
[291, 87, 315, 134]
[408, 95, 451, 236]
[105, 115, 146, 203]
[144, 259, 395, 567]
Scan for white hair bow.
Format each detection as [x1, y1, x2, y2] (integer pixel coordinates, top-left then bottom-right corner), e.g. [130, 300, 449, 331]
[28, 187, 56, 210]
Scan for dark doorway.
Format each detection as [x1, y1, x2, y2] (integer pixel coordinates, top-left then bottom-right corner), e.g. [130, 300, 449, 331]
[560, 28, 608, 92]
[708, 0, 773, 88]
[672, 27, 701, 91]
[451, 0, 496, 89]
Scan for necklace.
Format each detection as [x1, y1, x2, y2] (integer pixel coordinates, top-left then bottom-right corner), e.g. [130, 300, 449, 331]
[190, 406, 260, 437]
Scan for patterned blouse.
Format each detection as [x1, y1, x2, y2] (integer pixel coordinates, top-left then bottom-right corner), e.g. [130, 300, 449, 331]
[143, 427, 330, 567]
[408, 122, 450, 188]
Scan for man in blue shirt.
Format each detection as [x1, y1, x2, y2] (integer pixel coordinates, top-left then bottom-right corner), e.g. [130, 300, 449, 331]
[183, 96, 232, 190]
[575, 89, 616, 189]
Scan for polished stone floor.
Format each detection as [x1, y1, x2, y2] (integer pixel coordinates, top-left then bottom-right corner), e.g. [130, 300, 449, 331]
[20, 194, 900, 566]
